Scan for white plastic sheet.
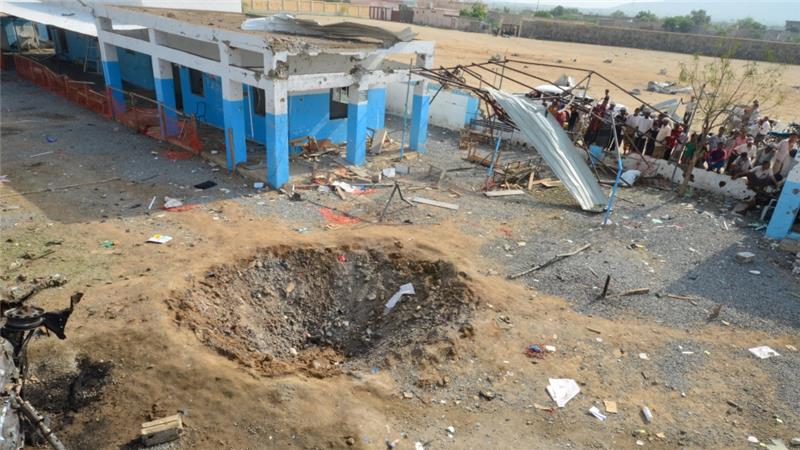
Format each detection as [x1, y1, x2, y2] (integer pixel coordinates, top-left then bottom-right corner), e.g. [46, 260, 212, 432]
[546, 378, 581, 407]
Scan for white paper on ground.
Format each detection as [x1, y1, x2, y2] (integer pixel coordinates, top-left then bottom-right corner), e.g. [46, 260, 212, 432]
[146, 234, 173, 244]
[546, 378, 580, 407]
[384, 283, 415, 311]
[588, 406, 607, 421]
[749, 346, 780, 359]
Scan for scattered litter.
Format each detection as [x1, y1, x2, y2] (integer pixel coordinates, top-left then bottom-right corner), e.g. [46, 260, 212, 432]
[414, 442, 425, 450]
[786, 345, 798, 352]
[604, 400, 618, 414]
[749, 346, 780, 359]
[147, 196, 157, 210]
[163, 197, 183, 209]
[147, 234, 173, 244]
[544, 345, 556, 353]
[100, 240, 115, 249]
[588, 406, 607, 421]
[736, 252, 755, 263]
[29, 151, 53, 158]
[546, 378, 580, 407]
[525, 344, 545, 358]
[533, 403, 554, 411]
[319, 207, 361, 224]
[194, 181, 217, 190]
[641, 406, 653, 423]
[638, 353, 649, 360]
[0, 175, 8, 184]
[411, 196, 459, 211]
[651, 218, 663, 224]
[253, 182, 265, 189]
[45, 135, 57, 143]
[384, 283, 415, 312]
[446, 426, 455, 435]
[382, 168, 396, 178]
[748, 270, 761, 275]
[636, 440, 644, 446]
[748, 436, 760, 444]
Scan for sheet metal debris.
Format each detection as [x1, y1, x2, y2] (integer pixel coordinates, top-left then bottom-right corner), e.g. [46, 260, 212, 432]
[242, 14, 414, 46]
[487, 89, 607, 212]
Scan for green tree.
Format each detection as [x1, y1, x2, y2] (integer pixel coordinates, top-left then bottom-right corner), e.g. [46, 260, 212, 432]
[460, 1, 488, 21]
[675, 54, 785, 195]
[663, 15, 694, 33]
[689, 9, 710, 28]
[610, 10, 626, 19]
[534, 10, 551, 18]
[735, 17, 767, 38]
[635, 10, 658, 22]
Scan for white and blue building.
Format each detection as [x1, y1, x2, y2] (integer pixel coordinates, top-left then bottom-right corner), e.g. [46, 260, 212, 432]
[1, 1, 436, 189]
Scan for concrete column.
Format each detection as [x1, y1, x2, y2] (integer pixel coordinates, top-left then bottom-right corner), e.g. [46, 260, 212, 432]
[367, 85, 386, 130]
[222, 78, 247, 170]
[410, 53, 433, 152]
[148, 29, 177, 136]
[98, 41, 124, 113]
[151, 57, 179, 136]
[767, 156, 800, 239]
[265, 80, 289, 188]
[95, 18, 124, 113]
[346, 85, 368, 166]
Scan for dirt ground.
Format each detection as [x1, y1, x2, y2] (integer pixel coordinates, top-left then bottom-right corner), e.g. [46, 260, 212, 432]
[2, 56, 800, 450]
[305, 15, 800, 123]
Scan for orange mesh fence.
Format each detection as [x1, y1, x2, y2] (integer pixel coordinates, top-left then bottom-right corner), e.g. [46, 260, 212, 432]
[12, 54, 201, 153]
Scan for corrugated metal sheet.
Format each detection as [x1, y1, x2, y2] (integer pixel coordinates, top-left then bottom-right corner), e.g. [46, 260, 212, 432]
[488, 89, 607, 212]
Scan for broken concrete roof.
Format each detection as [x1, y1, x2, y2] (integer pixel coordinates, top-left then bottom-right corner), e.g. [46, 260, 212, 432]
[122, 7, 392, 53]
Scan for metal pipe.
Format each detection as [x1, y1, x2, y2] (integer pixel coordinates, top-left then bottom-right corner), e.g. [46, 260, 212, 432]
[400, 57, 412, 158]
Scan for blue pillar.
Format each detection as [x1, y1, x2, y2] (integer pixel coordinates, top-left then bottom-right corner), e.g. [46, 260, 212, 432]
[409, 82, 430, 153]
[152, 57, 178, 137]
[367, 86, 386, 130]
[222, 78, 247, 170]
[767, 162, 800, 240]
[99, 41, 125, 113]
[266, 82, 289, 188]
[346, 87, 368, 166]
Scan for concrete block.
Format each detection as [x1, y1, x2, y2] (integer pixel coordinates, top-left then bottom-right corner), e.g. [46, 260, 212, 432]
[736, 252, 756, 263]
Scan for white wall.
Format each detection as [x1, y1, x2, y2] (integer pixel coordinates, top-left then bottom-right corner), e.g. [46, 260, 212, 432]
[386, 81, 479, 130]
[623, 153, 755, 200]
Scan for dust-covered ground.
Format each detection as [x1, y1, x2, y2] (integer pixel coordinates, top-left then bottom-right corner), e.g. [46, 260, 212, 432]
[2, 71, 800, 450]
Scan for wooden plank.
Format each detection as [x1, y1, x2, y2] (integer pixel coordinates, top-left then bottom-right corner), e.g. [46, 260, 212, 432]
[141, 414, 182, 446]
[484, 189, 525, 197]
[370, 128, 387, 154]
[411, 197, 459, 211]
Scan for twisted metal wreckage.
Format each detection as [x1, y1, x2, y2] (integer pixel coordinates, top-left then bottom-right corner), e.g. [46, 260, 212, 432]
[0, 289, 82, 450]
[413, 59, 683, 213]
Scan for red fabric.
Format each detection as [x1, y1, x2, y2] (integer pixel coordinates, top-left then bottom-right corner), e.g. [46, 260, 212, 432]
[319, 207, 360, 224]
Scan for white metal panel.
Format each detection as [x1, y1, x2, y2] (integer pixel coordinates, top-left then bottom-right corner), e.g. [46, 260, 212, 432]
[489, 89, 608, 212]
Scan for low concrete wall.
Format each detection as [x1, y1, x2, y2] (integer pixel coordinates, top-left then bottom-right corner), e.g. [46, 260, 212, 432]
[519, 19, 800, 64]
[623, 153, 755, 200]
[386, 82, 479, 130]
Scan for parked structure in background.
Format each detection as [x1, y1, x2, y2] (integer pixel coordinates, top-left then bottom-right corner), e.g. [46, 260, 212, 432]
[1, 0, 435, 190]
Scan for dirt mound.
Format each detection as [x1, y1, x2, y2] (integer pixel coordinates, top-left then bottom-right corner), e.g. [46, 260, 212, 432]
[168, 245, 478, 375]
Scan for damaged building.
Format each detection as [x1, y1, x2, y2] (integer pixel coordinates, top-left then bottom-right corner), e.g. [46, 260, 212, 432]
[1, 0, 436, 189]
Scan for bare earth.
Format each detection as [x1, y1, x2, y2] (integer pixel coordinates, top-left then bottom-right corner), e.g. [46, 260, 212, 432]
[306, 15, 800, 123]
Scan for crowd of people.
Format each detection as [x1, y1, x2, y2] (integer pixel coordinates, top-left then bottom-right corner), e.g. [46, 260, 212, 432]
[539, 91, 799, 197]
